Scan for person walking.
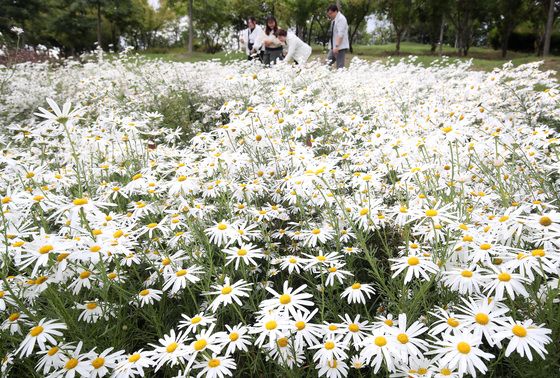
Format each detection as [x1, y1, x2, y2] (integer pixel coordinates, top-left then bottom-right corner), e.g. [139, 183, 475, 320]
[326, 4, 349, 69]
[239, 16, 264, 61]
[276, 29, 312, 65]
[262, 16, 284, 66]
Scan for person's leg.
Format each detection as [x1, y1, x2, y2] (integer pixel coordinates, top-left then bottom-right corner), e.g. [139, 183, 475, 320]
[263, 51, 270, 66]
[336, 49, 346, 69]
[271, 49, 282, 64]
[327, 49, 335, 66]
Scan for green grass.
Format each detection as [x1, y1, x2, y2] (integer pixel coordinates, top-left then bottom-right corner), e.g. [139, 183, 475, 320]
[139, 42, 560, 79]
[141, 47, 245, 63]
[348, 42, 560, 75]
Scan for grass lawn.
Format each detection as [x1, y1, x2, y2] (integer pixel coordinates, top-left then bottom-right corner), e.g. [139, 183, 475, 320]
[140, 42, 560, 78]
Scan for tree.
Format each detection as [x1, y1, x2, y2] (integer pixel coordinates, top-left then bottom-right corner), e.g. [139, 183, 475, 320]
[379, 0, 415, 53]
[448, 0, 487, 56]
[543, 0, 559, 55]
[282, 0, 325, 40]
[416, 0, 452, 53]
[493, 0, 529, 58]
[344, 0, 374, 53]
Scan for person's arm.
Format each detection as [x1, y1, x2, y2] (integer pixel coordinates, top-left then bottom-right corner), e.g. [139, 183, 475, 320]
[239, 29, 246, 45]
[284, 37, 297, 62]
[333, 19, 348, 54]
[253, 28, 264, 51]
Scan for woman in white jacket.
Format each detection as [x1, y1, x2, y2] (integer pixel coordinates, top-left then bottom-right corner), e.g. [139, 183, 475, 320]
[239, 17, 265, 61]
[277, 29, 312, 65]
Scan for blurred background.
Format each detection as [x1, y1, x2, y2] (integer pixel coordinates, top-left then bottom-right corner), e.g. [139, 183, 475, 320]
[1, 0, 559, 68]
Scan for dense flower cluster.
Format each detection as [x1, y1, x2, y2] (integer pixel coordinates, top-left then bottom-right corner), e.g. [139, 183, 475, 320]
[0, 54, 559, 377]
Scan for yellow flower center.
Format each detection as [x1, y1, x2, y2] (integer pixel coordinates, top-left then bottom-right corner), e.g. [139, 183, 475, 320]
[440, 368, 452, 376]
[91, 357, 105, 369]
[295, 321, 306, 330]
[79, 271, 91, 279]
[166, 342, 178, 353]
[265, 320, 277, 330]
[351, 282, 362, 290]
[208, 358, 221, 368]
[147, 223, 158, 229]
[176, 269, 187, 277]
[540, 216, 552, 226]
[191, 316, 201, 324]
[193, 339, 207, 351]
[324, 341, 335, 350]
[139, 289, 150, 296]
[48, 346, 59, 356]
[457, 341, 471, 354]
[217, 223, 227, 230]
[425, 209, 438, 217]
[39, 245, 53, 254]
[480, 243, 492, 250]
[447, 318, 459, 327]
[311, 228, 321, 235]
[397, 333, 409, 344]
[461, 270, 473, 278]
[86, 302, 97, 310]
[532, 249, 545, 257]
[229, 332, 239, 341]
[237, 249, 247, 256]
[30, 325, 44, 336]
[498, 272, 511, 282]
[407, 256, 420, 266]
[384, 319, 393, 326]
[359, 208, 369, 216]
[8, 313, 20, 321]
[277, 337, 289, 347]
[475, 313, 489, 325]
[73, 198, 88, 206]
[279, 294, 291, 304]
[512, 324, 527, 337]
[128, 353, 141, 362]
[65, 358, 79, 370]
[221, 286, 232, 295]
[374, 336, 387, 347]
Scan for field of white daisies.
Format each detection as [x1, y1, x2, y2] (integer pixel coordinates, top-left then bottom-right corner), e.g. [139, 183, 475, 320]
[1, 52, 560, 378]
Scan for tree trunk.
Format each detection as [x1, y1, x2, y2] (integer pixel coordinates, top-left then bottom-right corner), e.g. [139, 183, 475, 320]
[188, 0, 194, 53]
[96, 1, 102, 49]
[543, 0, 555, 56]
[501, 32, 509, 58]
[307, 17, 314, 45]
[349, 18, 364, 54]
[438, 16, 445, 56]
[396, 30, 402, 54]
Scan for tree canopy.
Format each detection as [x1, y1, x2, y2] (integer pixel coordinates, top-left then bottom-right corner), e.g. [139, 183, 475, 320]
[0, 0, 558, 57]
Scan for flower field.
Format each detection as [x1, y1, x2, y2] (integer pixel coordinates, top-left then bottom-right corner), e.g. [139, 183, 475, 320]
[1, 54, 560, 377]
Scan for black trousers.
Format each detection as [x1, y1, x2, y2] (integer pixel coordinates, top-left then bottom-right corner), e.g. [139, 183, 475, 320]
[264, 47, 284, 66]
